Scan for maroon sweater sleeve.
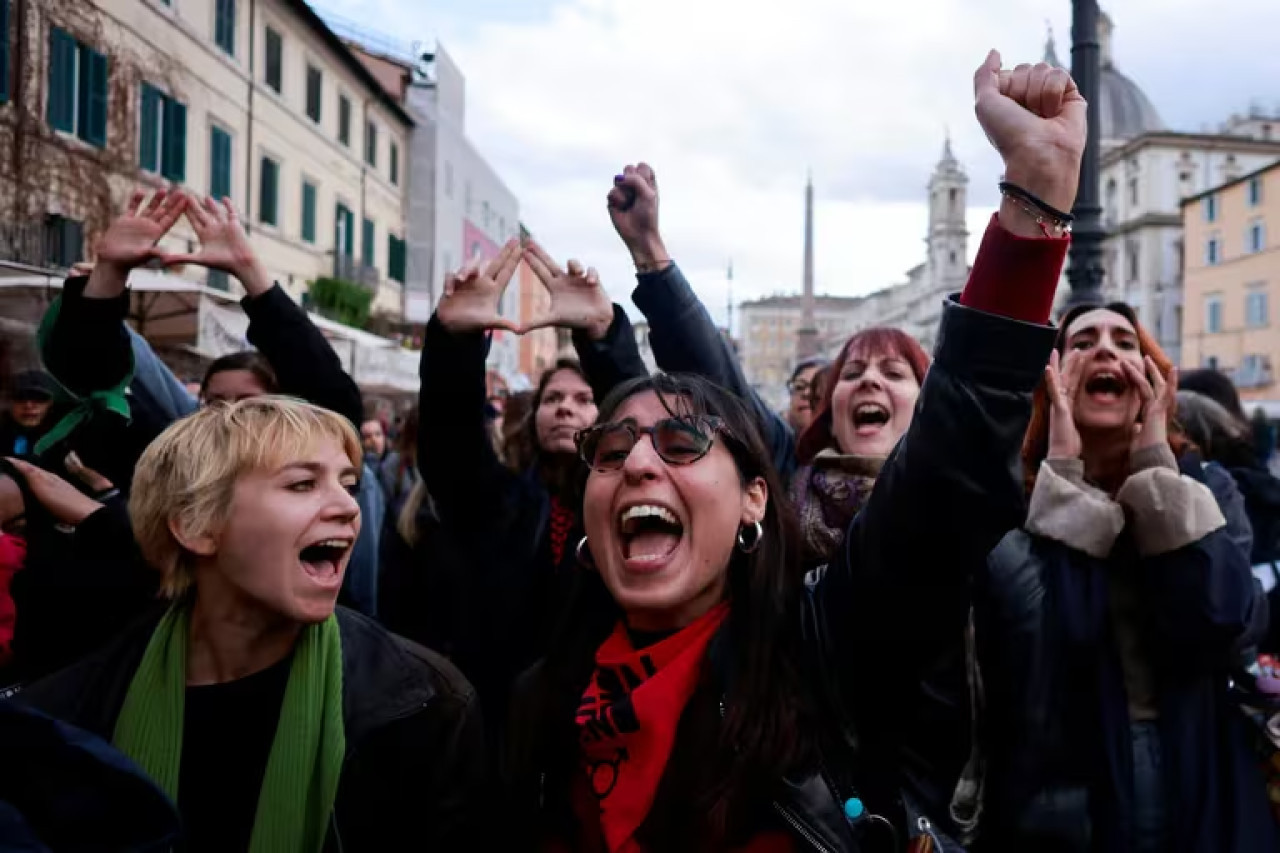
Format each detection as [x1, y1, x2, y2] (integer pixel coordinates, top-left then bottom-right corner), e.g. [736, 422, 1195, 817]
[959, 213, 1070, 325]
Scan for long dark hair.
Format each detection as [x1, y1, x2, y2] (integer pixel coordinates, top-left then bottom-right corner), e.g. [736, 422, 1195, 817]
[529, 373, 822, 846]
[530, 358, 591, 499]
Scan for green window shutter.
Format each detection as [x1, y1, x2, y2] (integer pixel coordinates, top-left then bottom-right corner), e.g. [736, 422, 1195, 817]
[361, 218, 374, 266]
[78, 45, 108, 147]
[305, 65, 321, 122]
[301, 182, 316, 243]
[215, 0, 236, 55]
[365, 121, 376, 166]
[335, 204, 353, 257]
[161, 96, 186, 181]
[338, 96, 350, 145]
[388, 235, 405, 282]
[47, 28, 76, 132]
[259, 157, 278, 225]
[139, 83, 160, 171]
[210, 126, 231, 199]
[390, 142, 399, 185]
[264, 28, 281, 92]
[1, 0, 11, 104]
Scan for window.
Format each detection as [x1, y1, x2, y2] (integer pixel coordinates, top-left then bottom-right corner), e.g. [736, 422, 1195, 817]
[301, 181, 317, 243]
[1206, 295, 1223, 334]
[43, 214, 83, 269]
[258, 156, 279, 226]
[465, 182, 472, 216]
[1, 0, 10, 103]
[1204, 194, 1218, 223]
[1249, 220, 1266, 254]
[207, 270, 229, 291]
[338, 95, 351, 146]
[1127, 246, 1139, 283]
[214, 0, 236, 56]
[139, 83, 187, 181]
[444, 161, 453, 198]
[387, 234, 406, 283]
[1206, 236, 1221, 266]
[305, 64, 322, 122]
[1204, 355, 1220, 370]
[1250, 176, 1265, 207]
[335, 203, 353, 258]
[361, 218, 375, 267]
[364, 120, 377, 166]
[47, 28, 108, 147]
[264, 27, 282, 93]
[1247, 289, 1269, 328]
[482, 200, 490, 228]
[390, 141, 399, 185]
[209, 125, 232, 199]
[1128, 178, 1139, 207]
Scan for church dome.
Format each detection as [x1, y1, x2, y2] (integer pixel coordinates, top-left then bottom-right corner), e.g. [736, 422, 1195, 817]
[1044, 12, 1164, 143]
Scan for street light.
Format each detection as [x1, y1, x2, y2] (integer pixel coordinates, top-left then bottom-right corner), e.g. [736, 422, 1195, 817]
[1065, 0, 1106, 310]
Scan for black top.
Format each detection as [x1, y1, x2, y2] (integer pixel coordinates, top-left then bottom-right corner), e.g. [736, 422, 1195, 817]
[178, 656, 291, 852]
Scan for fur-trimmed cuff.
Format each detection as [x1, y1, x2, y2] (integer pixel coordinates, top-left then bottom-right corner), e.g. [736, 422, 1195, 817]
[1027, 460, 1125, 559]
[1116, 468, 1226, 557]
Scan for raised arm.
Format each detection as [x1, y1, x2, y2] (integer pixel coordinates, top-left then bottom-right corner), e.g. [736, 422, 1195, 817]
[159, 196, 364, 428]
[820, 51, 1083, 675]
[607, 165, 795, 479]
[418, 242, 525, 531]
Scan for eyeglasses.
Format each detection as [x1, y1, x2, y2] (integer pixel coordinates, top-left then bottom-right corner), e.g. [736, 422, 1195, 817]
[787, 379, 813, 395]
[576, 416, 729, 472]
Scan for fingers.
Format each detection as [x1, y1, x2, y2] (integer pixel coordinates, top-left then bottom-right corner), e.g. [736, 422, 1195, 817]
[140, 189, 168, 219]
[444, 266, 479, 297]
[973, 49, 1001, 98]
[524, 240, 563, 283]
[1123, 359, 1154, 404]
[65, 452, 113, 492]
[635, 162, 657, 191]
[205, 195, 227, 224]
[1040, 68, 1071, 119]
[519, 311, 555, 334]
[617, 165, 655, 200]
[126, 189, 147, 217]
[607, 183, 635, 212]
[1006, 63, 1033, 109]
[586, 266, 600, 288]
[185, 194, 213, 229]
[566, 259, 584, 279]
[1045, 350, 1063, 401]
[1025, 63, 1051, 117]
[154, 191, 187, 233]
[493, 239, 522, 288]
[155, 252, 197, 268]
[1060, 348, 1084, 397]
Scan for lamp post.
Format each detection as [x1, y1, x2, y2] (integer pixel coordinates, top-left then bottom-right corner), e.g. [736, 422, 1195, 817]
[1065, 0, 1107, 310]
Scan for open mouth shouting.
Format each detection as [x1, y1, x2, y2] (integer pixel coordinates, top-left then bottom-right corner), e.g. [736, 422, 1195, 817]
[617, 502, 685, 573]
[1083, 370, 1128, 405]
[298, 536, 353, 588]
[852, 402, 891, 436]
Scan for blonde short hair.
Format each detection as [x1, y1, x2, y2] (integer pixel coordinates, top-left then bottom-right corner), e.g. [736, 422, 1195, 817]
[129, 396, 363, 597]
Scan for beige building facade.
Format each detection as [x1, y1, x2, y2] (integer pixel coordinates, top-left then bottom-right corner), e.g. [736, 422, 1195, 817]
[1, 0, 411, 318]
[1181, 161, 1280, 400]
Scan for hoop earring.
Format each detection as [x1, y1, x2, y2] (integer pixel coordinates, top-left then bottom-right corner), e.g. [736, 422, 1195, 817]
[736, 521, 763, 554]
[576, 535, 595, 568]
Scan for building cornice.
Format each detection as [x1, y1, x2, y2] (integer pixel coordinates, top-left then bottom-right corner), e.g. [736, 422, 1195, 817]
[1105, 213, 1182, 235]
[1102, 131, 1280, 166]
[1181, 158, 1280, 206]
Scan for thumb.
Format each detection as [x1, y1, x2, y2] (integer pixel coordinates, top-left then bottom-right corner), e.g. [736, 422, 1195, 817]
[973, 49, 1001, 98]
[156, 251, 200, 268]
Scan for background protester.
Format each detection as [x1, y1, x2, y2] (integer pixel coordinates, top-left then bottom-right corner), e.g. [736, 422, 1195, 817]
[1, 370, 56, 457]
[979, 303, 1274, 852]
[412, 238, 645, 732]
[14, 397, 486, 851]
[361, 416, 388, 460]
[787, 358, 829, 434]
[792, 328, 930, 566]
[500, 48, 1078, 851]
[1179, 389, 1280, 653]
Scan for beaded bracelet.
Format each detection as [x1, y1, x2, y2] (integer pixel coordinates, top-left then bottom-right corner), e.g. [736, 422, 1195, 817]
[998, 181, 1073, 239]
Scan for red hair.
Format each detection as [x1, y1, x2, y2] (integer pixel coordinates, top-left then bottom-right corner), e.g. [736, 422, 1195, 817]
[796, 327, 930, 463]
[1022, 303, 1188, 492]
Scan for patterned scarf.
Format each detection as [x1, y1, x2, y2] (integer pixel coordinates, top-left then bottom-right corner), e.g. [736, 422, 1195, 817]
[550, 496, 577, 566]
[575, 603, 729, 852]
[789, 449, 884, 565]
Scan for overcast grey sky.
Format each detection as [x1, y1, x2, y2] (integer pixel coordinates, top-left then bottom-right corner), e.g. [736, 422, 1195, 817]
[319, 0, 1280, 329]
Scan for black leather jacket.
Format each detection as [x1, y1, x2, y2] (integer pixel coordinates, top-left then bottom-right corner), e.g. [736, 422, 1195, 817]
[504, 298, 1056, 851]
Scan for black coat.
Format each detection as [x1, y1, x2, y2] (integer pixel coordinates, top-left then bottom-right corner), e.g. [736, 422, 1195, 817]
[411, 310, 647, 733]
[11, 606, 487, 851]
[504, 297, 1057, 851]
[977, 456, 1278, 853]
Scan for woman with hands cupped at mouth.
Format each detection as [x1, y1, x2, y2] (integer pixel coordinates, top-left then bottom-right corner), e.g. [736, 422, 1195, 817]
[411, 237, 646, 733]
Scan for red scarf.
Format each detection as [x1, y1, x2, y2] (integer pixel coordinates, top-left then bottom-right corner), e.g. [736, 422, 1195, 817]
[0, 534, 26, 667]
[575, 603, 729, 852]
[549, 496, 576, 566]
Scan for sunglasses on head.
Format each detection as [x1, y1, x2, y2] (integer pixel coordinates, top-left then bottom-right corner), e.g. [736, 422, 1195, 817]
[576, 416, 730, 473]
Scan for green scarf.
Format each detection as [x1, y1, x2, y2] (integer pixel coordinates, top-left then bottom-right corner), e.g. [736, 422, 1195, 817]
[113, 605, 347, 852]
[33, 293, 135, 456]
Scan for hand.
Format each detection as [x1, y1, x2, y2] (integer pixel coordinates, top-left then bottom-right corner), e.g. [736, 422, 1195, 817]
[607, 163, 670, 271]
[86, 190, 187, 298]
[1044, 348, 1083, 460]
[522, 241, 614, 341]
[436, 239, 522, 334]
[974, 50, 1086, 222]
[1123, 356, 1176, 456]
[5, 458, 103, 527]
[157, 196, 272, 296]
[65, 451, 115, 495]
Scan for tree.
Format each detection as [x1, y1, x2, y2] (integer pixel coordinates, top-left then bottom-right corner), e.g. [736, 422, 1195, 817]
[308, 277, 374, 329]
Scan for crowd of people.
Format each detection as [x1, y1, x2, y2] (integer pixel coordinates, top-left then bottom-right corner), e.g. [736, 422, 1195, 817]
[2, 49, 1280, 852]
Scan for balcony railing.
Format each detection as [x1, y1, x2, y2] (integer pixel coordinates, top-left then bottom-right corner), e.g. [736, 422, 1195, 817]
[333, 254, 381, 289]
[0, 218, 84, 271]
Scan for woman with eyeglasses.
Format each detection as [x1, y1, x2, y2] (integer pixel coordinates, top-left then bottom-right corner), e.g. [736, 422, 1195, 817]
[414, 239, 646, 734]
[496, 51, 1082, 851]
[976, 303, 1275, 852]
